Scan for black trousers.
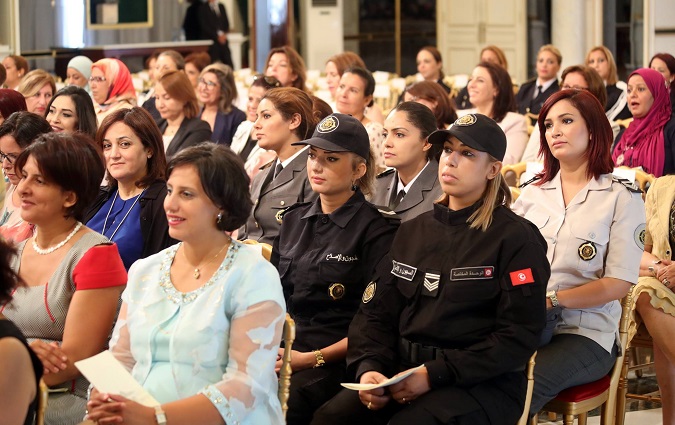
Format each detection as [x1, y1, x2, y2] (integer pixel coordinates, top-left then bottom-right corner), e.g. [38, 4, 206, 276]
[286, 363, 347, 425]
[311, 386, 489, 425]
[208, 40, 233, 68]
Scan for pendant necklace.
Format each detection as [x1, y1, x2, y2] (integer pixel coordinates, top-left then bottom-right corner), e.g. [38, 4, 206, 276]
[184, 240, 230, 279]
[102, 189, 146, 241]
[33, 222, 83, 255]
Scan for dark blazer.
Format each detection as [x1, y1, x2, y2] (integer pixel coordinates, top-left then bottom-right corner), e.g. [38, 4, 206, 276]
[206, 107, 246, 146]
[454, 86, 472, 110]
[142, 96, 161, 123]
[516, 78, 560, 116]
[371, 160, 442, 222]
[240, 152, 318, 244]
[159, 116, 212, 158]
[198, 2, 233, 67]
[84, 180, 177, 260]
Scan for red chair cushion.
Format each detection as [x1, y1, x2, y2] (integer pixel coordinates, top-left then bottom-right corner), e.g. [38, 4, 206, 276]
[555, 375, 611, 402]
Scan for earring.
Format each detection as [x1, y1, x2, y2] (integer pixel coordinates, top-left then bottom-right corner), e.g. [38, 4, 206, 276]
[216, 212, 223, 224]
[351, 181, 358, 191]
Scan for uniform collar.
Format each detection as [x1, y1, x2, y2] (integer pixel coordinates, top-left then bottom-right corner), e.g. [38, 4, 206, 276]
[539, 171, 612, 191]
[433, 201, 481, 225]
[301, 189, 366, 228]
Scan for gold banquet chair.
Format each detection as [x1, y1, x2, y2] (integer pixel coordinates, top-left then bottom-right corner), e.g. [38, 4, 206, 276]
[241, 239, 295, 420]
[531, 296, 632, 425]
[37, 379, 48, 425]
[501, 162, 528, 188]
[516, 352, 537, 425]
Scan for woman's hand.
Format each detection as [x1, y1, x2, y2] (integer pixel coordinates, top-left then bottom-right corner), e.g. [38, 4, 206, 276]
[275, 348, 315, 373]
[29, 340, 68, 374]
[388, 366, 431, 404]
[358, 371, 391, 411]
[656, 263, 675, 290]
[86, 393, 155, 425]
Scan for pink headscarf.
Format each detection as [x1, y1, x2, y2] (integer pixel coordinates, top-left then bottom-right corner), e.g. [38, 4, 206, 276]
[612, 68, 671, 176]
[91, 58, 137, 106]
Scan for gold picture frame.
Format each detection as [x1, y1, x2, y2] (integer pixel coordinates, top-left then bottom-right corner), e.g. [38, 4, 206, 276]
[86, 0, 153, 30]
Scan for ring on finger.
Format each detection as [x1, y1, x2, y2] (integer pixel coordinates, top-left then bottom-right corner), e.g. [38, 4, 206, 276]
[664, 278, 670, 286]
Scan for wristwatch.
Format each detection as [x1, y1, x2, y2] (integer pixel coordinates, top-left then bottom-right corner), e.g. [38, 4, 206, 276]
[649, 259, 662, 277]
[154, 405, 167, 425]
[546, 290, 560, 307]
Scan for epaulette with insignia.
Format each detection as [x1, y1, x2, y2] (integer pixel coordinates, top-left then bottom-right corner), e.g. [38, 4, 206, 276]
[518, 175, 541, 188]
[259, 159, 275, 171]
[612, 176, 642, 194]
[275, 201, 311, 224]
[377, 207, 401, 221]
[376, 168, 396, 179]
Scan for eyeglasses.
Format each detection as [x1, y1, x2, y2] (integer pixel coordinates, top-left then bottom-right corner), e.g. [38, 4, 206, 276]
[198, 78, 219, 89]
[89, 76, 106, 83]
[0, 151, 19, 164]
[561, 84, 589, 91]
[252, 74, 281, 89]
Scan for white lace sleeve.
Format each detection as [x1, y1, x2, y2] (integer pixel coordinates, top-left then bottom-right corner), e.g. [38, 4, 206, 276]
[108, 301, 135, 373]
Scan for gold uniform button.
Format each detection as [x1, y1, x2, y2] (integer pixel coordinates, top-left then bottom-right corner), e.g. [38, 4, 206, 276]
[328, 283, 345, 300]
[280, 200, 286, 206]
[255, 222, 259, 228]
[255, 199, 259, 205]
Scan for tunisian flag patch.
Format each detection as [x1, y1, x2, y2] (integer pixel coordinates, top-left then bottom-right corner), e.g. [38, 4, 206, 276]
[509, 268, 535, 285]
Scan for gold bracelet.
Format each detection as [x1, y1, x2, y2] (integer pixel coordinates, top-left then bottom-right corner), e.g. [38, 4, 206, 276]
[313, 349, 325, 368]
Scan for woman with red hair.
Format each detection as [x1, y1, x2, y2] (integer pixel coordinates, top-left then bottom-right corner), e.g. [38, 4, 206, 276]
[90, 58, 137, 125]
[612, 68, 675, 177]
[514, 89, 645, 416]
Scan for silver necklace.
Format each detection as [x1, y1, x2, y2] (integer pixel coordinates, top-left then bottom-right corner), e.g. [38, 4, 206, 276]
[32, 222, 83, 255]
[102, 189, 145, 241]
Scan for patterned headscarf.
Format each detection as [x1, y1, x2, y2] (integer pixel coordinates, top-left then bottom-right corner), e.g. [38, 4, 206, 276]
[91, 58, 137, 107]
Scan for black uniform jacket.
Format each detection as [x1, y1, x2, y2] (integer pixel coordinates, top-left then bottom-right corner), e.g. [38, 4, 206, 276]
[348, 202, 549, 423]
[272, 189, 399, 352]
[83, 180, 177, 259]
[516, 78, 560, 115]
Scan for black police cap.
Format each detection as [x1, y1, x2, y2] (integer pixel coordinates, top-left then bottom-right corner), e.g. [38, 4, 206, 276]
[428, 114, 507, 161]
[292, 113, 370, 161]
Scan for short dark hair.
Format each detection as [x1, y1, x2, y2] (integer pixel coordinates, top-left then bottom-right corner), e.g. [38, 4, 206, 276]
[184, 51, 211, 73]
[536, 89, 613, 184]
[311, 95, 333, 122]
[0, 111, 52, 148]
[560, 65, 607, 109]
[0, 89, 27, 120]
[476, 61, 516, 123]
[96, 107, 167, 189]
[266, 46, 308, 92]
[0, 238, 21, 305]
[404, 81, 457, 128]
[389, 101, 440, 160]
[46, 86, 97, 138]
[15, 132, 105, 221]
[167, 143, 252, 232]
[261, 87, 316, 140]
[343, 66, 376, 107]
[650, 53, 675, 90]
[418, 46, 445, 79]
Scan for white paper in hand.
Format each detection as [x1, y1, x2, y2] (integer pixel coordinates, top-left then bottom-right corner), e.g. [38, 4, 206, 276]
[74, 351, 160, 407]
[340, 365, 425, 391]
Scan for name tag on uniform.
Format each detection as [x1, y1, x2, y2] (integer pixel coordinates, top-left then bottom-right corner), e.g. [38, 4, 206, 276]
[450, 266, 495, 281]
[391, 260, 417, 281]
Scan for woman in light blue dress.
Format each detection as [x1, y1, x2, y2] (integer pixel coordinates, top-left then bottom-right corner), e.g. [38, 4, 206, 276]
[87, 143, 286, 425]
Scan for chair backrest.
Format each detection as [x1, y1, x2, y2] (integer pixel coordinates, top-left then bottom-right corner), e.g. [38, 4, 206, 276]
[604, 295, 633, 425]
[37, 379, 48, 425]
[279, 314, 295, 420]
[517, 352, 537, 425]
[510, 187, 521, 203]
[501, 162, 528, 187]
[615, 118, 633, 129]
[616, 166, 656, 198]
[242, 239, 273, 261]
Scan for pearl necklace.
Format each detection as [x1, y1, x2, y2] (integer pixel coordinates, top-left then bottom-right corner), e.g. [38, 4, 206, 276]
[32, 222, 83, 255]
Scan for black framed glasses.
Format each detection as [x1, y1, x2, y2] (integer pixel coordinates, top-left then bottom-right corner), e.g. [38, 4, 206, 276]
[0, 151, 19, 164]
[252, 74, 282, 89]
[198, 77, 219, 89]
[89, 76, 106, 83]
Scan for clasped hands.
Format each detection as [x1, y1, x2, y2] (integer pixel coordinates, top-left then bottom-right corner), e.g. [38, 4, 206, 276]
[86, 388, 155, 425]
[654, 259, 675, 290]
[358, 366, 431, 411]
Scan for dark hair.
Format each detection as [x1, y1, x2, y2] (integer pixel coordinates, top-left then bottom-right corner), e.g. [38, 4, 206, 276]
[536, 89, 613, 184]
[560, 65, 607, 109]
[476, 61, 516, 123]
[418, 46, 445, 79]
[96, 107, 167, 189]
[200, 63, 238, 113]
[15, 132, 105, 221]
[7, 55, 29, 76]
[0, 238, 21, 305]
[184, 51, 211, 73]
[251, 74, 282, 91]
[649, 53, 675, 90]
[404, 81, 457, 128]
[480, 45, 509, 70]
[156, 70, 199, 118]
[167, 143, 252, 231]
[0, 63, 5, 87]
[46, 86, 97, 138]
[343, 66, 376, 107]
[261, 87, 316, 140]
[326, 51, 366, 76]
[266, 46, 308, 92]
[0, 89, 27, 120]
[0, 111, 52, 148]
[389, 101, 440, 160]
[157, 50, 185, 71]
[145, 50, 161, 70]
[311, 96, 333, 122]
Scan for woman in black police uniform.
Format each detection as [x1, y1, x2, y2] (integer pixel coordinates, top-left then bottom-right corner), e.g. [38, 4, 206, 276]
[312, 114, 550, 425]
[272, 113, 399, 425]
